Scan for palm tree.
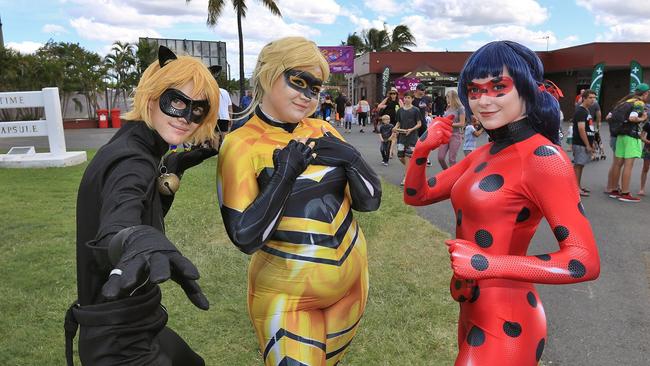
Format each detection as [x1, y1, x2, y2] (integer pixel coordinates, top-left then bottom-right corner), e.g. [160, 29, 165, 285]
[345, 24, 416, 54]
[388, 25, 416, 52]
[188, 0, 281, 105]
[104, 41, 136, 109]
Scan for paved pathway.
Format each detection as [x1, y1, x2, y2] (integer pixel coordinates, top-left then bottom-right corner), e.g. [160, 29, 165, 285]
[2, 123, 648, 365]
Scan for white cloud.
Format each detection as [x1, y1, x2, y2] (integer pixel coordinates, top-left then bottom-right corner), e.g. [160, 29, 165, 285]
[401, 15, 482, 50]
[345, 15, 387, 34]
[363, 0, 400, 16]
[576, 0, 650, 41]
[412, 0, 548, 26]
[6, 41, 43, 54]
[69, 17, 161, 42]
[280, 0, 342, 25]
[42, 24, 68, 34]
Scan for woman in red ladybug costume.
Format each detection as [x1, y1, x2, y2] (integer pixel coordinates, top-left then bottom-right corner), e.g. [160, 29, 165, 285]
[403, 40, 600, 365]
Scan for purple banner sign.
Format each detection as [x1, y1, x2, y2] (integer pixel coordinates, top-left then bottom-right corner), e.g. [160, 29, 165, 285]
[393, 77, 420, 94]
[319, 46, 355, 73]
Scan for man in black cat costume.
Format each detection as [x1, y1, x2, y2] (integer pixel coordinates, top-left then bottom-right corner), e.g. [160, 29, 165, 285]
[64, 46, 219, 366]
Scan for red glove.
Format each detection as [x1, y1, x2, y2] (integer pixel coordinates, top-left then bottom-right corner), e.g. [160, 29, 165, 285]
[412, 115, 454, 158]
[446, 238, 491, 280]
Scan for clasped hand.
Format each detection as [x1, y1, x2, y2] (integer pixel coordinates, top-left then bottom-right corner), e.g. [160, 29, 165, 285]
[445, 238, 491, 280]
[307, 126, 361, 167]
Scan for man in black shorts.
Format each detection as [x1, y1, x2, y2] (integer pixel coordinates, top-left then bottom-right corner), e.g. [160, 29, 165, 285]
[394, 91, 421, 185]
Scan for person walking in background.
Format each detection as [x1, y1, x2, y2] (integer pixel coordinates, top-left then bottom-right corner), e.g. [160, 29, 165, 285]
[437, 90, 466, 169]
[463, 115, 484, 156]
[335, 92, 348, 127]
[572, 89, 597, 197]
[357, 95, 370, 133]
[321, 95, 336, 123]
[378, 114, 394, 166]
[434, 92, 447, 116]
[639, 120, 650, 196]
[211, 65, 233, 143]
[394, 91, 421, 185]
[371, 102, 380, 133]
[343, 100, 354, 133]
[378, 87, 404, 158]
[605, 83, 650, 201]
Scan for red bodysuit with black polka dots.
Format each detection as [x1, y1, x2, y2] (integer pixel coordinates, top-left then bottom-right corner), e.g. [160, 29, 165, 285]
[404, 118, 600, 366]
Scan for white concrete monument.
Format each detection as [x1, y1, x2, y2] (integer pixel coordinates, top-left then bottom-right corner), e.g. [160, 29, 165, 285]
[0, 87, 87, 168]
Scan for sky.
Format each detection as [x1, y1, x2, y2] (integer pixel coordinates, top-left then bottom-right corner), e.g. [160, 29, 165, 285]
[2, 0, 650, 77]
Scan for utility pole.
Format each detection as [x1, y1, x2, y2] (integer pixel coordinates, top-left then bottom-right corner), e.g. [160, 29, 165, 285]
[0, 15, 5, 49]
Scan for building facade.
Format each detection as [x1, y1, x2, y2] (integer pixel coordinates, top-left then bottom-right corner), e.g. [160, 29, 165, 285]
[350, 42, 650, 118]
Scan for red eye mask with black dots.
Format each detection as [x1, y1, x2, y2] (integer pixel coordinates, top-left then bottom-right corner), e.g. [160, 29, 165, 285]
[467, 76, 515, 100]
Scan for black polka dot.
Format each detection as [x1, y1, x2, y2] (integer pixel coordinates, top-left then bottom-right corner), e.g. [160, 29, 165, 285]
[415, 157, 427, 165]
[578, 202, 586, 216]
[454, 280, 462, 290]
[516, 207, 531, 223]
[478, 174, 504, 192]
[466, 326, 485, 347]
[568, 259, 586, 278]
[427, 177, 437, 187]
[458, 295, 467, 302]
[536, 338, 546, 361]
[534, 145, 557, 157]
[474, 162, 487, 173]
[456, 209, 462, 226]
[474, 230, 493, 248]
[536, 254, 551, 261]
[419, 130, 428, 142]
[503, 321, 522, 337]
[469, 285, 480, 303]
[471, 254, 489, 271]
[527, 291, 537, 308]
[405, 188, 417, 196]
[553, 225, 570, 241]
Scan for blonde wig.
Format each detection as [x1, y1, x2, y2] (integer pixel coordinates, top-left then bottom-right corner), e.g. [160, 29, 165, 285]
[243, 36, 330, 117]
[446, 89, 462, 110]
[124, 55, 220, 144]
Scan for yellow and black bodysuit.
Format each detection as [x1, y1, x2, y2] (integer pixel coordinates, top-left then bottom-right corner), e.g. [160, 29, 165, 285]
[217, 107, 381, 366]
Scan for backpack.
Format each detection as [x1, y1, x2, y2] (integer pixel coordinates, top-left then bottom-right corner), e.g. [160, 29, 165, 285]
[607, 98, 637, 137]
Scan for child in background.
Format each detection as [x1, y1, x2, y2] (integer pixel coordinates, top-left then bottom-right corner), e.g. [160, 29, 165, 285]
[378, 115, 394, 166]
[344, 101, 354, 133]
[463, 115, 484, 156]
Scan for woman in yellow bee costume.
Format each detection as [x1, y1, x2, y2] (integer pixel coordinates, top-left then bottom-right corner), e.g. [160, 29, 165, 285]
[217, 37, 381, 366]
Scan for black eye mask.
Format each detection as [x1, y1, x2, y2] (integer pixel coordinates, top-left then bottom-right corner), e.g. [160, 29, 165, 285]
[283, 69, 323, 99]
[159, 88, 210, 124]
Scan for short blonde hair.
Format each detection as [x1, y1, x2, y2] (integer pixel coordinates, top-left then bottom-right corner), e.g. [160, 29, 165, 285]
[124, 55, 220, 144]
[243, 37, 330, 117]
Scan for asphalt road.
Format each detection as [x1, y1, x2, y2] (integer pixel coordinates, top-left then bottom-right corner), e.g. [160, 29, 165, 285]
[2, 122, 648, 365]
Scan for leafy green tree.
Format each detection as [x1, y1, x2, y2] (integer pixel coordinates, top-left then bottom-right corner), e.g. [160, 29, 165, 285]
[188, 0, 281, 105]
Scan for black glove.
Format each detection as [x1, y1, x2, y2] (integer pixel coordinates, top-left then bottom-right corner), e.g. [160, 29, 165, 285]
[272, 139, 314, 180]
[308, 132, 360, 167]
[102, 225, 209, 310]
[163, 145, 218, 178]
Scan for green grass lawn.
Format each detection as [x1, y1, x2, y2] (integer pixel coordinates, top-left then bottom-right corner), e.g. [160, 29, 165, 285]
[0, 152, 457, 365]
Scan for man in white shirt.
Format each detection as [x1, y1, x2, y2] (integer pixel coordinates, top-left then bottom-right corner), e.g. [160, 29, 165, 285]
[209, 65, 233, 147]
